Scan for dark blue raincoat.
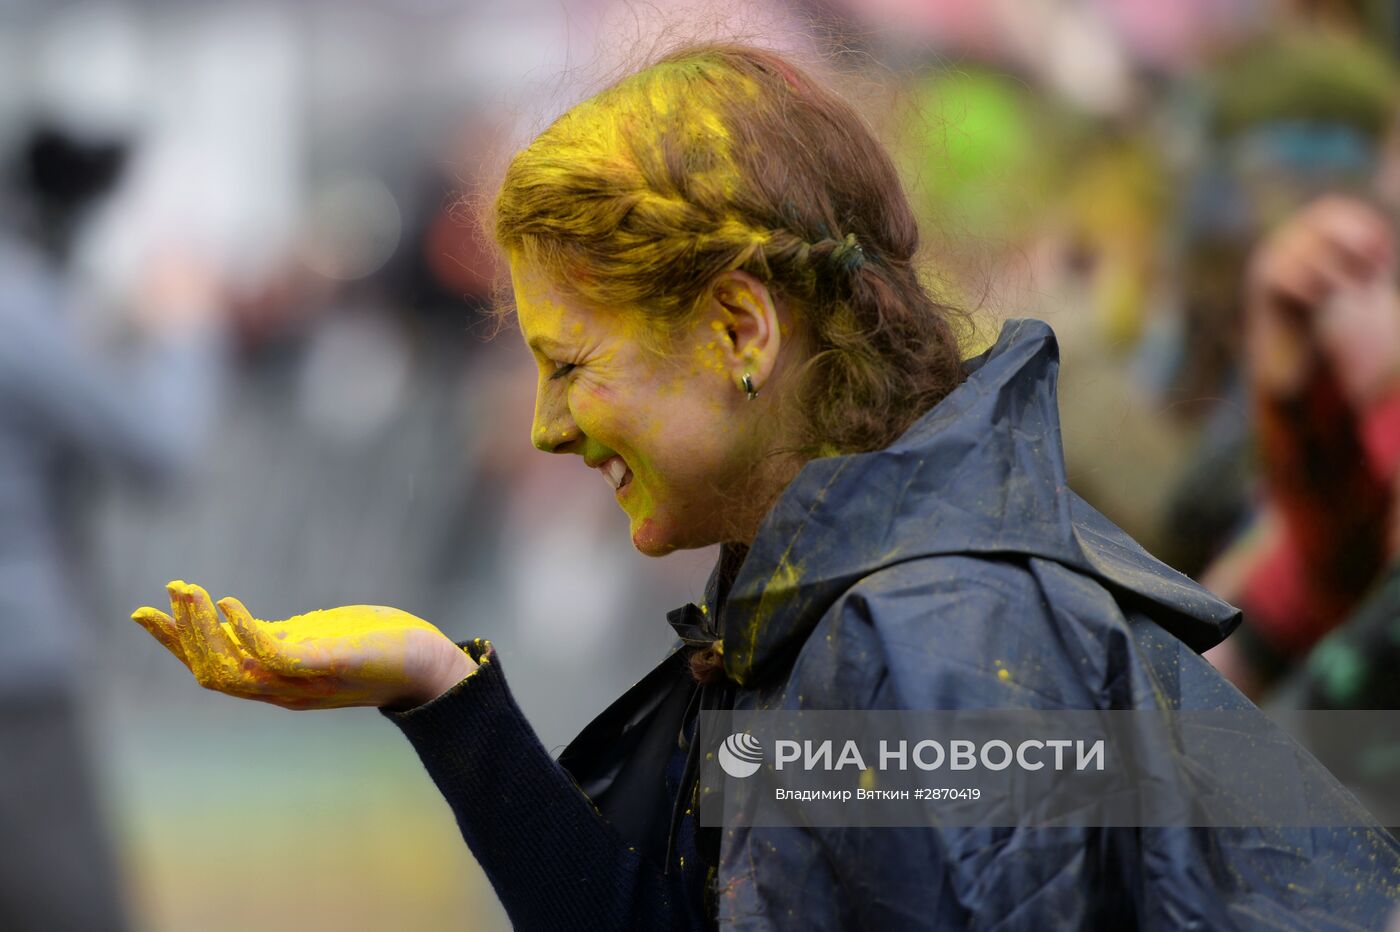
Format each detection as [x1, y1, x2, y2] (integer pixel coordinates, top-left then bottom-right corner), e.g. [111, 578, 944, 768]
[552, 318, 1400, 929]
[386, 318, 1400, 929]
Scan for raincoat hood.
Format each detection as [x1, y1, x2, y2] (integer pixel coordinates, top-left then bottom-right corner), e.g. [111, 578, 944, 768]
[719, 317, 1240, 687]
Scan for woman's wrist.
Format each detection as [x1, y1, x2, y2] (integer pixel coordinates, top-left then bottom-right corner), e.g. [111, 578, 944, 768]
[389, 639, 481, 710]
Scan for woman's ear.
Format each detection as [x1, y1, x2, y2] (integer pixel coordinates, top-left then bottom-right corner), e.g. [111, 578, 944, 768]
[709, 270, 784, 395]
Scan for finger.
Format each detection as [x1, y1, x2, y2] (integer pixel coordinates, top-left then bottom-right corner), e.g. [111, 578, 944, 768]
[170, 580, 241, 656]
[1312, 200, 1394, 272]
[1317, 235, 1384, 286]
[1264, 234, 1357, 313]
[218, 597, 315, 678]
[1254, 229, 1322, 308]
[1299, 249, 1356, 305]
[165, 580, 209, 669]
[168, 580, 248, 689]
[131, 606, 190, 666]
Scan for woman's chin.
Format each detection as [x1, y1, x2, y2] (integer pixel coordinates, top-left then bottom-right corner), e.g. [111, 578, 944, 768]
[628, 510, 724, 556]
[630, 516, 680, 556]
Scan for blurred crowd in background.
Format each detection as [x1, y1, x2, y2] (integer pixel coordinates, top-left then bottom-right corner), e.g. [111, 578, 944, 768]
[3, 0, 1400, 929]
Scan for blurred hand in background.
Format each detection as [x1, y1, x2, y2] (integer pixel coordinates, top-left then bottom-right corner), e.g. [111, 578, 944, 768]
[1207, 195, 1400, 697]
[1245, 195, 1397, 401]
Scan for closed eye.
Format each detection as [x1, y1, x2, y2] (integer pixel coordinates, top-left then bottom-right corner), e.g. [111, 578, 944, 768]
[548, 363, 578, 381]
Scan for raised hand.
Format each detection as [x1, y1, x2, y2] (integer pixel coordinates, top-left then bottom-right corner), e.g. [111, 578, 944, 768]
[131, 581, 478, 711]
[1245, 195, 1396, 399]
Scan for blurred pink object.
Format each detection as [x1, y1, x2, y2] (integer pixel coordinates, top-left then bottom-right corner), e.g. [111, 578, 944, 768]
[832, 0, 1002, 54]
[1094, 0, 1258, 67]
[833, 0, 1262, 67]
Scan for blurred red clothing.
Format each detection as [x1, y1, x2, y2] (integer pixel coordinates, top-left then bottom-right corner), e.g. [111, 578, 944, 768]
[1241, 380, 1400, 656]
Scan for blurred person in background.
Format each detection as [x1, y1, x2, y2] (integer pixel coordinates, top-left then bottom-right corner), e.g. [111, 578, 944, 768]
[1177, 0, 1400, 703]
[1204, 194, 1400, 700]
[1266, 181, 1400, 700]
[0, 121, 226, 930]
[1196, 189, 1400, 835]
[1150, 7, 1400, 580]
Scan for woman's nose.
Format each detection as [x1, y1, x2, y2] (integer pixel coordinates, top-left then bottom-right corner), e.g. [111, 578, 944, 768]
[531, 388, 581, 453]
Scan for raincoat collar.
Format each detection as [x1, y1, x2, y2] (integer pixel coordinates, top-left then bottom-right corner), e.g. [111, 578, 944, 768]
[718, 317, 1241, 687]
[556, 540, 743, 873]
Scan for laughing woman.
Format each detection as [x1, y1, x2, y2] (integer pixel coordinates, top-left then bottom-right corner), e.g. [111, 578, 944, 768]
[133, 44, 1400, 930]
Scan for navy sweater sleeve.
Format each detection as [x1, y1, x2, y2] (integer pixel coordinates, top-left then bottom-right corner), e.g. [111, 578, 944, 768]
[378, 638, 707, 932]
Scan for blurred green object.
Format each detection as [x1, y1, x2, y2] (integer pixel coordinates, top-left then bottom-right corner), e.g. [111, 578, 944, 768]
[1290, 560, 1400, 710]
[897, 68, 1044, 239]
[1209, 31, 1399, 139]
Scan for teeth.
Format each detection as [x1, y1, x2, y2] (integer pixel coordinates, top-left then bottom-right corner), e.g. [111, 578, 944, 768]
[602, 457, 628, 490]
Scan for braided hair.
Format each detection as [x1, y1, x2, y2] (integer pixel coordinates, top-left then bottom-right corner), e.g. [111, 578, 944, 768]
[493, 42, 967, 462]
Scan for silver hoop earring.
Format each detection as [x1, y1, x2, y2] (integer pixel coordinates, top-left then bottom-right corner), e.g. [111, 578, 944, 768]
[741, 373, 758, 401]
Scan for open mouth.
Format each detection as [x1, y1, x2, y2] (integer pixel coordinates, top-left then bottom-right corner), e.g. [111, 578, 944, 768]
[599, 455, 634, 493]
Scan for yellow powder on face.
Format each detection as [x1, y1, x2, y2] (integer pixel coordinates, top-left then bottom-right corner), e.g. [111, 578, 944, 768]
[691, 338, 730, 377]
